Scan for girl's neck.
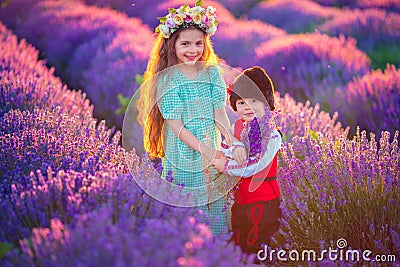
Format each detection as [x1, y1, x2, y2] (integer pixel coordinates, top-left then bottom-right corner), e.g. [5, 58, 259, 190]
[176, 63, 200, 80]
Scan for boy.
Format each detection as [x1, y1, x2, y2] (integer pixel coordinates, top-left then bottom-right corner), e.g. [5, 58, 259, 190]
[212, 66, 282, 256]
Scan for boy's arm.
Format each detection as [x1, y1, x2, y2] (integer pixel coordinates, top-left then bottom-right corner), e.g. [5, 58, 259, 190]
[224, 129, 282, 177]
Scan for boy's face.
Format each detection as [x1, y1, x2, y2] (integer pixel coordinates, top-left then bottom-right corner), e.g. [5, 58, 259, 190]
[235, 98, 267, 122]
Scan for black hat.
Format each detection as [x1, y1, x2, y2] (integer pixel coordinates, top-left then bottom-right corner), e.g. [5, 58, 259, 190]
[229, 66, 275, 111]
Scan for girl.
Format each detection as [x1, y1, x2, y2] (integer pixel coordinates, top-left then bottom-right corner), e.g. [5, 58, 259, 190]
[136, 2, 246, 235]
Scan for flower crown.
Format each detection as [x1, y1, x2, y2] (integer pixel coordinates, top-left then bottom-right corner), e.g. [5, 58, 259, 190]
[156, 0, 218, 39]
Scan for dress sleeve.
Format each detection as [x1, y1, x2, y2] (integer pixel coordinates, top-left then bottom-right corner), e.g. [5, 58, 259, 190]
[209, 66, 227, 110]
[225, 129, 282, 177]
[157, 75, 183, 120]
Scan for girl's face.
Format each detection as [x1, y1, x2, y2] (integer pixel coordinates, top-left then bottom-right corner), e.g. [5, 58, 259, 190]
[235, 98, 267, 122]
[175, 28, 204, 65]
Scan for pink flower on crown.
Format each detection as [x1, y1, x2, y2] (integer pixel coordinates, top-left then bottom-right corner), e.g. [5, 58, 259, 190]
[185, 14, 192, 23]
[202, 15, 209, 24]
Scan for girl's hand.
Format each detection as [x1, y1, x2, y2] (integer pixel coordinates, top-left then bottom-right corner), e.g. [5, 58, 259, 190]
[215, 150, 225, 159]
[200, 144, 219, 162]
[232, 145, 247, 164]
[212, 158, 227, 173]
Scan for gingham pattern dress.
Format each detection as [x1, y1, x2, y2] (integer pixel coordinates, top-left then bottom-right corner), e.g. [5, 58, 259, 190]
[157, 65, 228, 235]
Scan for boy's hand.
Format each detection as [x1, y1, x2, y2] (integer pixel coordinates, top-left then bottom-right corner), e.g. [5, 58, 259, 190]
[232, 146, 247, 164]
[212, 158, 227, 173]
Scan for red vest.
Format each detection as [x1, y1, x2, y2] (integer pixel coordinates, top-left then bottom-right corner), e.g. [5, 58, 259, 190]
[233, 119, 280, 204]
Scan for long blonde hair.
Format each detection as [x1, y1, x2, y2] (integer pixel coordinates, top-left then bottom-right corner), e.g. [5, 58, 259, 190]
[137, 26, 219, 159]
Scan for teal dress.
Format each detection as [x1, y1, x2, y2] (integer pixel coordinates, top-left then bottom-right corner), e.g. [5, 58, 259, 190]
[157, 65, 228, 235]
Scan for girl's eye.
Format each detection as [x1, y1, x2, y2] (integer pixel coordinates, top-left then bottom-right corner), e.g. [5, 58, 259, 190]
[196, 42, 203, 46]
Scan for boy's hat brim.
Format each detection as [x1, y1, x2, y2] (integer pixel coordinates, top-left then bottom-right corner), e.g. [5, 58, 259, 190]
[230, 74, 268, 106]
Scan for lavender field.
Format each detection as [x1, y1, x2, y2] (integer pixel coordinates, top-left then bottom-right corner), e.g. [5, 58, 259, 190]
[0, 0, 399, 266]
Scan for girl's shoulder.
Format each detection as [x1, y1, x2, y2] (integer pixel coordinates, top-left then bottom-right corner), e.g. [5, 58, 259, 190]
[157, 68, 180, 85]
[201, 64, 221, 76]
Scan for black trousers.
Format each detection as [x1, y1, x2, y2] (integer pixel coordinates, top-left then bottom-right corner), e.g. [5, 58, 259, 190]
[231, 198, 281, 254]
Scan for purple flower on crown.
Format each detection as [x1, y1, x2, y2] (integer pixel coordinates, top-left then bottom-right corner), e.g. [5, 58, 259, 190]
[165, 18, 176, 28]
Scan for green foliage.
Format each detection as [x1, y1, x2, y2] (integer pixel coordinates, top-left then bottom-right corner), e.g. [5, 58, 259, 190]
[369, 44, 400, 70]
[0, 242, 14, 259]
[116, 74, 143, 116]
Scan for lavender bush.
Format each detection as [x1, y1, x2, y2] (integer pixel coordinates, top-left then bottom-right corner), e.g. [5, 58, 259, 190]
[80, 0, 287, 74]
[351, 0, 400, 13]
[313, 0, 400, 13]
[274, 92, 348, 142]
[83, 0, 172, 28]
[0, 22, 92, 117]
[136, 0, 286, 68]
[1, 157, 252, 266]
[214, 19, 286, 68]
[331, 65, 400, 137]
[217, 0, 260, 18]
[2, 204, 248, 267]
[82, 0, 239, 29]
[0, 0, 154, 128]
[255, 32, 371, 111]
[1, 151, 188, 244]
[0, 107, 128, 194]
[274, 129, 399, 265]
[0, 25, 251, 265]
[1, 1, 399, 266]
[249, 0, 340, 33]
[319, 8, 400, 69]
[311, 0, 358, 8]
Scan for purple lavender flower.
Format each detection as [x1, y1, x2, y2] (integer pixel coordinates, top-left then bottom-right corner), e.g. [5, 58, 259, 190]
[319, 8, 400, 69]
[274, 128, 399, 261]
[166, 170, 174, 183]
[0, 22, 92, 118]
[274, 92, 348, 142]
[331, 64, 400, 137]
[0, 0, 154, 128]
[248, 117, 262, 157]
